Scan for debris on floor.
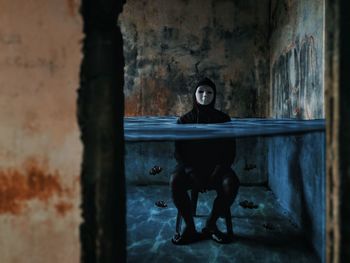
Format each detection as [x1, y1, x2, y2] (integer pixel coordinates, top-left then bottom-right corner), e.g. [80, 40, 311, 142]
[127, 186, 319, 263]
[239, 200, 259, 209]
[155, 200, 167, 208]
[149, 165, 162, 175]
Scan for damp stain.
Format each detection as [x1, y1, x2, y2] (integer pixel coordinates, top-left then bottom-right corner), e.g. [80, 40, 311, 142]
[125, 91, 142, 116]
[271, 35, 320, 119]
[55, 201, 73, 216]
[0, 159, 72, 215]
[66, 0, 76, 17]
[125, 77, 173, 116]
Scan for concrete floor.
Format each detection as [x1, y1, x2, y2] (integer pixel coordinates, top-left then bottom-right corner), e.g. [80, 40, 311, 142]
[127, 185, 318, 263]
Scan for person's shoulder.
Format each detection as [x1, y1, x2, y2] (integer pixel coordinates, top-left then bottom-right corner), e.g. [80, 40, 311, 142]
[213, 108, 231, 123]
[177, 110, 196, 124]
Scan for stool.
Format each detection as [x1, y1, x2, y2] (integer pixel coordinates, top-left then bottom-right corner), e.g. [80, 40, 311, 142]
[175, 190, 233, 235]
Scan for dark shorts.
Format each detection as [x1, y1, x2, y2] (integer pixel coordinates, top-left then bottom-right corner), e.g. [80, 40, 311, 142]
[171, 164, 240, 191]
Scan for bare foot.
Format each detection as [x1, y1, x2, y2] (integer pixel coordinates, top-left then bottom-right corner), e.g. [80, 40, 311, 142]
[202, 225, 234, 244]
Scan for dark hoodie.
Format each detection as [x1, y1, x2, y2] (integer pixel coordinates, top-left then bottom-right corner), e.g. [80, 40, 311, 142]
[174, 78, 236, 177]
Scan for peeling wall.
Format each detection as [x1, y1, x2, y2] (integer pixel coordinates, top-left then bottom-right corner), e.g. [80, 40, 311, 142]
[269, 0, 324, 119]
[120, 0, 271, 199]
[268, 0, 325, 261]
[119, 0, 270, 117]
[0, 0, 82, 262]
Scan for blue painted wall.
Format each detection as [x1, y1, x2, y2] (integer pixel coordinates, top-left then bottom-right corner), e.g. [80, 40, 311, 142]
[268, 0, 325, 261]
[268, 133, 325, 261]
[125, 138, 268, 186]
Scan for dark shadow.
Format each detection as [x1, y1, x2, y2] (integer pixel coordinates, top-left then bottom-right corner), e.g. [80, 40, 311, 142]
[78, 0, 126, 262]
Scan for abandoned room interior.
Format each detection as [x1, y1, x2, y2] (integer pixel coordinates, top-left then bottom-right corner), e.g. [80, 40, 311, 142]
[0, 0, 349, 263]
[121, 0, 325, 262]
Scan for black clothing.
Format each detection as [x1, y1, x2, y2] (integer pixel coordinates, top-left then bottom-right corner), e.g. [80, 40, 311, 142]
[170, 167, 239, 239]
[170, 78, 240, 243]
[174, 77, 236, 185]
[175, 108, 236, 181]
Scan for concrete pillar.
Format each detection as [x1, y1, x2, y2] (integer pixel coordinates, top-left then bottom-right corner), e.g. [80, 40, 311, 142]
[325, 0, 350, 262]
[339, 0, 350, 261]
[78, 0, 126, 262]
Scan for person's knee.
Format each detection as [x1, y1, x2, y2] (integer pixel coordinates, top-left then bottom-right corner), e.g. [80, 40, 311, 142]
[169, 173, 178, 190]
[170, 171, 185, 191]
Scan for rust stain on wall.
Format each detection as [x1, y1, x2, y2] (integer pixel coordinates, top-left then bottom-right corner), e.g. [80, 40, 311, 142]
[140, 77, 172, 116]
[125, 77, 173, 116]
[55, 201, 73, 216]
[125, 91, 141, 116]
[66, 0, 76, 17]
[0, 158, 73, 215]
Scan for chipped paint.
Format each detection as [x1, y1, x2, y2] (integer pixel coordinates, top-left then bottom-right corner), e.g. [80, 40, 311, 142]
[271, 36, 322, 119]
[269, 0, 324, 119]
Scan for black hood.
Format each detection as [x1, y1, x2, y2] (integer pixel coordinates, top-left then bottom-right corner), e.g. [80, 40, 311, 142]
[178, 77, 230, 124]
[192, 77, 217, 109]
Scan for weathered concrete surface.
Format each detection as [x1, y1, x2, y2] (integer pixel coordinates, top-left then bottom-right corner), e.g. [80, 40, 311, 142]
[325, 0, 350, 262]
[268, 133, 325, 262]
[120, 0, 271, 192]
[268, 1, 325, 261]
[126, 185, 318, 263]
[0, 0, 82, 262]
[324, 1, 341, 262]
[78, 0, 126, 262]
[338, 5, 350, 259]
[125, 138, 268, 186]
[119, 0, 270, 117]
[269, 0, 325, 119]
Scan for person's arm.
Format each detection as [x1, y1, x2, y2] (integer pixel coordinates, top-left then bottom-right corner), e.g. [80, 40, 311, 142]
[213, 113, 235, 173]
[222, 138, 236, 168]
[174, 116, 192, 168]
[174, 141, 186, 166]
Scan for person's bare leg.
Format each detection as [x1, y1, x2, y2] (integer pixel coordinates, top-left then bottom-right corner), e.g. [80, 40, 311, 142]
[204, 170, 239, 243]
[170, 170, 195, 230]
[205, 196, 222, 229]
[170, 170, 201, 244]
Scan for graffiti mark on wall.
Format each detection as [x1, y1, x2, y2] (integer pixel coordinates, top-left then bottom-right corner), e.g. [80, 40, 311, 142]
[1, 56, 60, 73]
[0, 32, 22, 45]
[272, 36, 323, 119]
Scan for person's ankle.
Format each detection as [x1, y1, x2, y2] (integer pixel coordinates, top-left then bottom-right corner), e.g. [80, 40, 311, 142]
[205, 221, 218, 230]
[227, 230, 233, 237]
[183, 225, 196, 234]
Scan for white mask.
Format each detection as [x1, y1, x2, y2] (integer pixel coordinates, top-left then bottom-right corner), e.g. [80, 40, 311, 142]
[195, 85, 214, 106]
